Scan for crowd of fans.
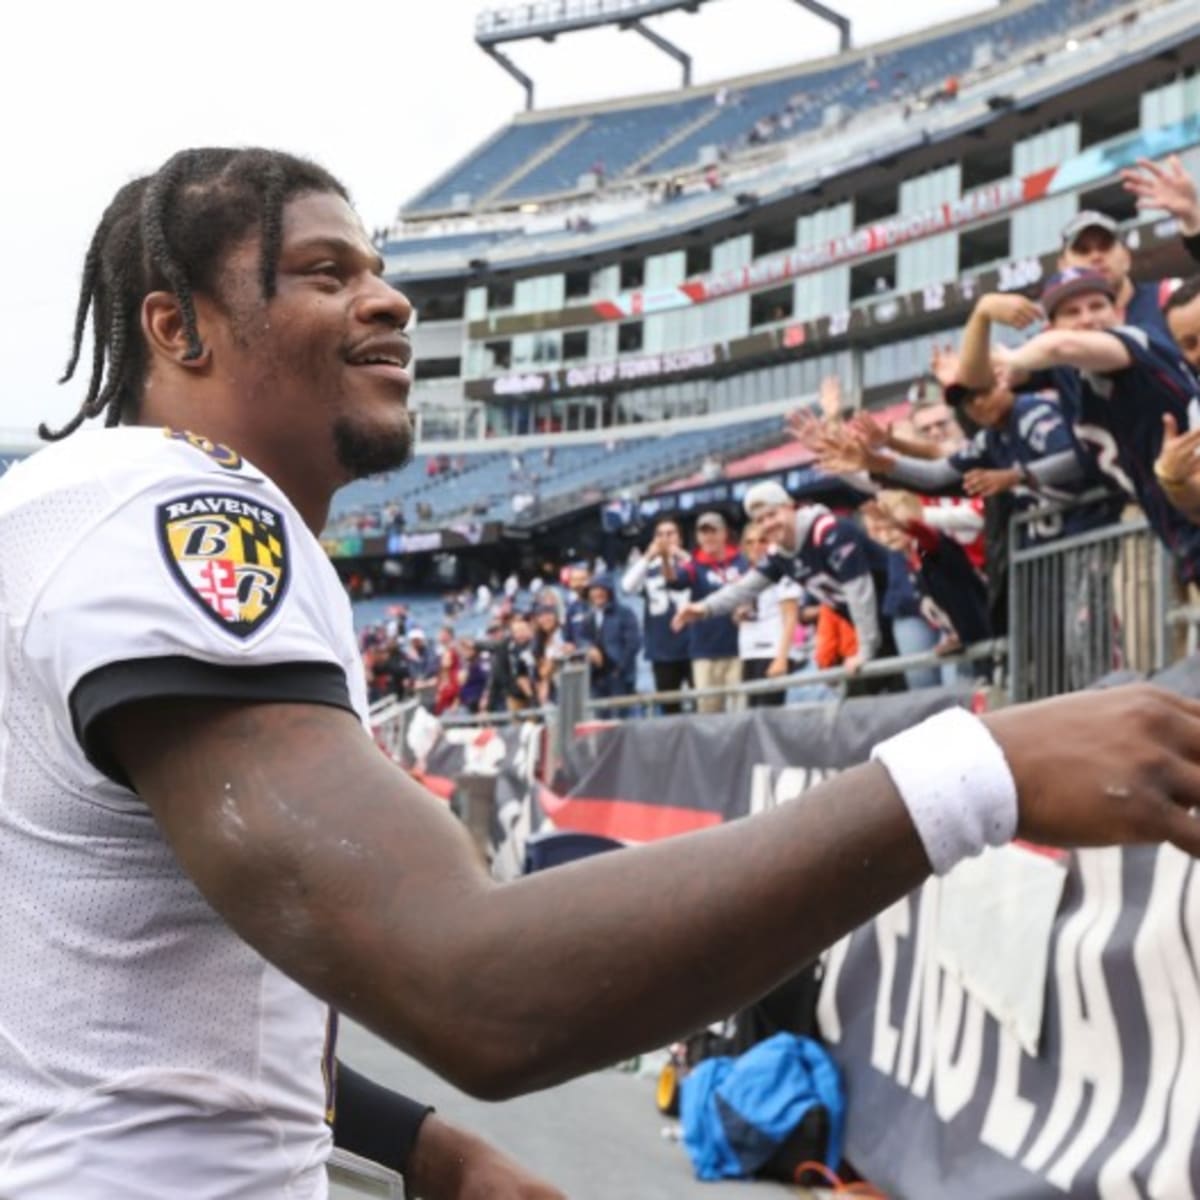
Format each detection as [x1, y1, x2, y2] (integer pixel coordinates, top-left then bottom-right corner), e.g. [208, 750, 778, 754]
[354, 153, 1200, 718]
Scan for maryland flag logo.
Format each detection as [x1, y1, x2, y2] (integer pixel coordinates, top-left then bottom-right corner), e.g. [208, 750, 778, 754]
[157, 493, 289, 638]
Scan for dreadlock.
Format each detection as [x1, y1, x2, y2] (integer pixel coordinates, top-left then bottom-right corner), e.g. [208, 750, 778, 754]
[44, 148, 349, 441]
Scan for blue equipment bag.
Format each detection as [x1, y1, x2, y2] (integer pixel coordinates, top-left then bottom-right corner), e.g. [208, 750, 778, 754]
[680, 1032, 844, 1182]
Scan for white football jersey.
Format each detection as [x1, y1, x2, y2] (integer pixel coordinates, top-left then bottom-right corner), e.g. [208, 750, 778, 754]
[0, 426, 368, 1198]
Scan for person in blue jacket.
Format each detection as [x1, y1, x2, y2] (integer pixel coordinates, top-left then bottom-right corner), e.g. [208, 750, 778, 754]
[578, 574, 642, 715]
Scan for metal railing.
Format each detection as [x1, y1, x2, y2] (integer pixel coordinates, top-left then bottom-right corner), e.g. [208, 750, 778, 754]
[1007, 503, 1173, 703]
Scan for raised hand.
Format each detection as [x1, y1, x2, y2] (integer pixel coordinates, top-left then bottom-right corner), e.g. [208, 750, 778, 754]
[977, 292, 1044, 330]
[848, 410, 888, 451]
[1121, 155, 1200, 234]
[930, 343, 962, 389]
[818, 374, 844, 422]
[784, 407, 829, 451]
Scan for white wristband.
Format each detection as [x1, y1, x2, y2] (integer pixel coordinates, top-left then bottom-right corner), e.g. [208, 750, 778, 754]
[871, 707, 1018, 875]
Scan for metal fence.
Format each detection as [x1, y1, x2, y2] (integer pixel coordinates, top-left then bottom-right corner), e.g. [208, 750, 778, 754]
[1007, 505, 1173, 703]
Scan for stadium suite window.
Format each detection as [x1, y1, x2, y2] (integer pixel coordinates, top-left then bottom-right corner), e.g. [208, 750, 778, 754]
[414, 357, 461, 381]
[750, 285, 794, 328]
[686, 243, 712, 277]
[487, 280, 515, 310]
[854, 182, 898, 226]
[752, 221, 795, 259]
[849, 255, 896, 302]
[618, 321, 643, 354]
[564, 268, 591, 300]
[958, 220, 1010, 274]
[619, 260, 644, 290]
[563, 330, 589, 361]
[485, 339, 512, 370]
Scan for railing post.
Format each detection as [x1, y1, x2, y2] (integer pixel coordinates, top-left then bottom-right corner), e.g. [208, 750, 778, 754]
[556, 659, 590, 760]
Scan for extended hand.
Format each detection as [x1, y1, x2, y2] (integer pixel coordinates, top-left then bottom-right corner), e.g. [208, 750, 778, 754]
[671, 602, 707, 632]
[962, 467, 1020, 497]
[983, 685, 1200, 856]
[1121, 155, 1200, 235]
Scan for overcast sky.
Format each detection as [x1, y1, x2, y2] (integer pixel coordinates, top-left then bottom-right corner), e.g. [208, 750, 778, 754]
[0, 0, 994, 439]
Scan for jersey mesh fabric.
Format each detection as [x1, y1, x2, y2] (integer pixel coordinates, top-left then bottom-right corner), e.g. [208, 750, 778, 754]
[0, 428, 360, 1198]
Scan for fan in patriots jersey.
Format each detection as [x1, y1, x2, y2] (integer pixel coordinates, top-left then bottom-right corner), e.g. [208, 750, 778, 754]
[958, 271, 1200, 581]
[809, 373, 1122, 548]
[673, 482, 899, 688]
[9, 145, 1200, 1200]
[620, 517, 693, 714]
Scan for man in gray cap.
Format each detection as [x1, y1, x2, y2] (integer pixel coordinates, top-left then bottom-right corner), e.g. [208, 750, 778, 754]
[1058, 209, 1175, 342]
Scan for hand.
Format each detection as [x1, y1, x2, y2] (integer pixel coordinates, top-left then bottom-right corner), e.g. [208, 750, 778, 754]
[982, 685, 1200, 856]
[586, 646, 604, 667]
[930, 344, 962, 389]
[671, 602, 707, 632]
[874, 489, 924, 528]
[818, 374, 843, 421]
[848, 410, 888, 452]
[731, 603, 753, 625]
[1154, 412, 1200, 489]
[1121, 155, 1200, 235]
[785, 407, 830, 451]
[766, 655, 790, 679]
[976, 292, 1044, 330]
[843, 653, 864, 676]
[406, 1113, 566, 1199]
[962, 466, 1021, 497]
[560, 642, 576, 657]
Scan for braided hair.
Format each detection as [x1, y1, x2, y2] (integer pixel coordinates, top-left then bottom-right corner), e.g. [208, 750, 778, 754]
[46, 147, 348, 441]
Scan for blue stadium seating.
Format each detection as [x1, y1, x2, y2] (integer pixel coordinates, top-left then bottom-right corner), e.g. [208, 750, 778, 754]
[409, 117, 581, 210]
[326, 416, 784, 535]
[401, 0, 1133, 215]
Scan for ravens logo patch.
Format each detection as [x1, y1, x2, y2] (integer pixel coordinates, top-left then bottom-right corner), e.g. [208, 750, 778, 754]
[157, 493, 289, 638]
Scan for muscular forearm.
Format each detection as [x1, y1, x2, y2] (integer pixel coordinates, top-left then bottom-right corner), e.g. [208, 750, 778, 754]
[133, 701, 927, 1102]
[378, 762, 926, 1098]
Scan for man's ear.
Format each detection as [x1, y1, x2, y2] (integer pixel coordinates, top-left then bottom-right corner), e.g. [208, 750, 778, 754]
[141, 291, 213, 370]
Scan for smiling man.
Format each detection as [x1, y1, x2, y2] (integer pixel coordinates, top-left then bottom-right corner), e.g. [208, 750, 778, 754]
[4, 148, 1200, 1198]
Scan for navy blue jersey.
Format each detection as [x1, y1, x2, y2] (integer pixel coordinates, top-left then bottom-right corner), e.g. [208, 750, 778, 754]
[1055, 326, 1200, 580]
[948, 392, 1122, 545]
[1124, 279, 1174, 344]
[626, 557, 692, 663]
[882, 550, 924, 620]
[760, 510, 890, 625]
[679, 550, 749, 658]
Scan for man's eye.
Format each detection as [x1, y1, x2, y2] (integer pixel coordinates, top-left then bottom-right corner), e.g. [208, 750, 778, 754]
[308, 263, 340, 278]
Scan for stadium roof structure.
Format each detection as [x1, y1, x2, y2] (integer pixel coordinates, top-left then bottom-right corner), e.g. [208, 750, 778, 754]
[474, 0, 850, 109]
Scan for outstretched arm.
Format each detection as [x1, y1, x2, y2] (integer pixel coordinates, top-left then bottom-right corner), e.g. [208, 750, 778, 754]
[1005, 328, 1132, 377]
[103, 682, 1200, 1101]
